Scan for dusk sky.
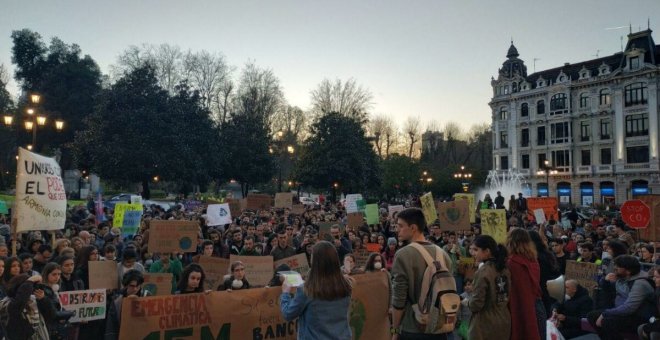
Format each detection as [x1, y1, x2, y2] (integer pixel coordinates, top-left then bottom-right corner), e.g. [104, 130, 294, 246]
[1, 0, 658, 131]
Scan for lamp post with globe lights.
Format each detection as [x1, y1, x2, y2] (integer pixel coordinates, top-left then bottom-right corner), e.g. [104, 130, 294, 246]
[3, 93, 65, 152]
[536, 160, 557, 197]
[453, 165, 472, 192]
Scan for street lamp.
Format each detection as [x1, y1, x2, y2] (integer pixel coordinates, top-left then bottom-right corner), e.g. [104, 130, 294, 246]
[272, 131, 295, 192]
[536, 160, 558, 197]
[453, 165, 473, 192]
[2, 93, 65, 152]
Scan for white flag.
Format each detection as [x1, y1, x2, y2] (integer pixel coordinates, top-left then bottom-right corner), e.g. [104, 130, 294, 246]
[207, 203, 232, 226]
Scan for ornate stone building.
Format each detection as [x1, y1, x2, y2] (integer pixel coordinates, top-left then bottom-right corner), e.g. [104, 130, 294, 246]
[490, 28, 660, 205]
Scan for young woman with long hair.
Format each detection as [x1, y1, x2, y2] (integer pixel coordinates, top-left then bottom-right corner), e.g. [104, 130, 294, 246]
[528, 230, 560, 315]
[280, 241, 352, 339]
[177, 263, 206, 294]
[507, 228, 544, 340]
[463, 235, 510, 340]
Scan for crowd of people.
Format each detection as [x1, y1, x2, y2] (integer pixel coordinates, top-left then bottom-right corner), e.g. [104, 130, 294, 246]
[0, 191, 658, 340]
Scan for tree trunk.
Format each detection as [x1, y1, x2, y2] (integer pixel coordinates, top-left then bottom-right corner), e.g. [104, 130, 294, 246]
[142, 178, 151, 199]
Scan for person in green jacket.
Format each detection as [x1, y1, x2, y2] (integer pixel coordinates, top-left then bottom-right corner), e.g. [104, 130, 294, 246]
[148, 253, 183, 294]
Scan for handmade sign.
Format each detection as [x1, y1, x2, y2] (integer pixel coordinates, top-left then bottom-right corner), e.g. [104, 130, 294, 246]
[246, 194, 271, 210]
[119, 272, 391, 340]
[206, 203, 232, 226]
[226, 198, 242, 218]
[637, 195, 660, 241]
[420, 192, 437, 226]
[13, 147, 66, 232]
[229, 255, 274, 287]
[347, 212, 364, 229]
[182, 199, 203, 211]
[344, 194, 364, 213]
[113, 203, 143, 234]
[89, 261, 118, 290]
[388, 205, 403, 219]
[354, 248, 370, 269]
[274, 253, 310, 279]
[365, 243, 381, 253]
[565, 260, 599, 295]
[480, 209, 507, 244]
[365, 204, 379, 225]
[142, 273, 173, 296]
[274, 192, 294, 209]
[533, 208, 547, 225]
[458, 257, 477, 280]
[198, 256, 230, 290]
[291, 204, 305, 215]
[526, 197, 559, 222]
[453, 193, 476, 223]
[148, 220, 199, 253]
[58, 289, 106, 323]
[436, 200, 470, 231]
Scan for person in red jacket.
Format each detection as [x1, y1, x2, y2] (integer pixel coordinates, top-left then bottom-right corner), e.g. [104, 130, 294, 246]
[507, 228, 545, 340]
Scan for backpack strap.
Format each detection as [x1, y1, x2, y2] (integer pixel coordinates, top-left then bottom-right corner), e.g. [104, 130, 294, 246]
[409, 242, 449, 271]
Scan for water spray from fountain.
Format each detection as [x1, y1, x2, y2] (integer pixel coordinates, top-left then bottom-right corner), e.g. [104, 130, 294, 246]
[475, 169, 530, 208]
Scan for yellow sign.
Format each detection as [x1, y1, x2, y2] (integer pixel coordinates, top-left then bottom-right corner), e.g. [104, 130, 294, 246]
[453, 193, 476, 223]
[112, 203, 143, 228]
[420, 192, 437, 226]
[480, 209, 507, 244]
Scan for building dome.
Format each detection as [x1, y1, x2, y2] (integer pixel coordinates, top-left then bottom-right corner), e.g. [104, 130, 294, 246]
[499, 42, 527, 78]
[507, 43, 519, 58]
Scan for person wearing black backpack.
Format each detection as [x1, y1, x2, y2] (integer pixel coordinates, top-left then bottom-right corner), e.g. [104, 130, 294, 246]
[390, 208, 455, 340]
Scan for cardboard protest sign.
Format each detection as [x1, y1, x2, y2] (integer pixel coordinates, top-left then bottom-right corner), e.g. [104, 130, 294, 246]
[636, 195, 660, 241]
[247, 194, 271, 210]
[437, 200, 470, 231]
[388, 205, 403, 219]
[274, 253, 310, 279]
[142, 273, 173, 296]
[533, 208, 547, 225]
[13, 147, 66, 233]
[225, 198, 242, 218]
[480, 209, 507, 244]
[458, 257, 477, 280]
[565, 260, 599, 295]
[353, 248, 371, 269]
[119, 271, 390, 340]
[291, 204, 305, 215]
[206, 203, 232, 226]
[453, 193, 476, 223]
[148, 220, 199, 253]
[113, 203, 143, 234]
[365, 243, 381, 253]
[365, 204, 379, 225]
[526, 197, 559, 222]
[58, 289, 106, 323]
[274, 192, 293, 209]
[0, 200, 8, 214]
[89, 261, 118, 290]
[345, 194, 364, 213]
[347, 212, 364, 229]
[229, 255, 274, 287]
[420, 192, 437, 226]
[198, 256, 230, 290]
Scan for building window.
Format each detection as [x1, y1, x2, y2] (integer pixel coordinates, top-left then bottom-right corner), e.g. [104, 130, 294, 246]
[501, 156, 509, 170]
[550, 93, 567, 111]
[521, 103, 529, 117]
[626, 145, 649, 163]
[522, 154, 530, 169]
[599, 89, 611, 105]
[537, 100, 545, 114]
[581, 150, 591, 166]
[630, 56, 640, 70]
[625, 113, 649, 137]
[521, 128, 529, 147]
[500, 131, 508, 148]
[600, 148, 611, 165]
[552, 150, 570, 167]
[600, 119, 611, 139]
[579, 93, 590, 108]
[624, 82, 648, 107]
[580, 121, 590, 142]
[538, 153, 547, 167]
[550, 122, 570, 144]
[537, 126, 546, 145]
[499, 107, 508, 120]
[504, 86, 509, 94]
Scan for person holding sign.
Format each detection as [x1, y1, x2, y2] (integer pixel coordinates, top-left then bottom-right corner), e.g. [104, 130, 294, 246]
[280, 241, 353, 340]
[176, 263, 206, 294]
[219, 261, 250, 291]
[0, 274, 54, 340]
[106, 270, 146, 340]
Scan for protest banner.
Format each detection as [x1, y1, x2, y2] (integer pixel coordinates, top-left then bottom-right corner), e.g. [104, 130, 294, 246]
[119, 271, 390, 340]
[58, 289, 106, 323]
[247, 194, 271, 210]
[347, 212, 364, 229]
[229, 255, 274, 287]
[142, 273, 173, 296]
[565, 260, 599, 295]
[436, 199, 470, 231]
[148, 220, 199, 253]
[291, 204, 305, 215]
[113, 203, 143, 235]
[345, 194, 364, 213]
[89, 260, 118, 290]
[527, 197, 559, 222]
[274, 253, 310, 279]
[206, 203, 232, 226]
[365, 243, 381, 253]
[13, 147, 66, 233]
[480, 209, 507, 244]
[453, 193, 476, 223]
[637, 195, 660, 241]
[533, 208, 547, 225]
[388, 205, 403, 219]
[420, 192, 437, 226]
[274, 192, 294, 209]
[225, 198, 242, 218]
[365, 204, 379, 225]
[198, 256, 230, 290]
[354, 248, 371, 269]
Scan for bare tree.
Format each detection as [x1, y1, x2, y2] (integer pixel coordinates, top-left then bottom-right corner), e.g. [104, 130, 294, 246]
[384, 117, 397, 157]
[112, 44, 184, 93]
[443, 121, 465, 163]
[403, 116, 421, 159]
[183, 50, 230, 112]
[272, 105, 309, 143]
[369, 114, 389, 158]
[310, 78, 373, 121]
[215, 78, 235, 124]
[234, 61, 283, 125]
